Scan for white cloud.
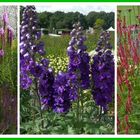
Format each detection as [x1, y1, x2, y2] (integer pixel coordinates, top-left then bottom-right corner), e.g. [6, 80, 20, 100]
[36, 3, 115, 15]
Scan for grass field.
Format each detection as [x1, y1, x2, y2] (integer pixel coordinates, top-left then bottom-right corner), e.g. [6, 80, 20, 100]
[41, 31, 114, 57]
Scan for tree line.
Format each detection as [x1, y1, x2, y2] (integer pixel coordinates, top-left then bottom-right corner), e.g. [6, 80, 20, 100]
[20, 6, 114, 32]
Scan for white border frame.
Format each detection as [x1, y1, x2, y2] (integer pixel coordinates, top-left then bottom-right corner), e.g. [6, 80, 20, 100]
[0, 2, 140, 137]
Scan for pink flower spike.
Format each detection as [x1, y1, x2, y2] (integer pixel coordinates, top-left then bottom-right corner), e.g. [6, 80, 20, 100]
[7, 25, 14, 39]
[0, 49, 4, 57]
[0, 27, 5, 36]
[7, 25, 14, 47]
[3, 12, 9, 25]
[138, 15, 140, 20]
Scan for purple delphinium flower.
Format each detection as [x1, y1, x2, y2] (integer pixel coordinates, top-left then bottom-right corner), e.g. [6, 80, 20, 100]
[20, 74, 32, 90]
[78, 50, 90, 89]
[41, 58, 49, 67]
[67, 22, 90, 89]
[53, 72, 78, 113]
[91, 31, 114, 111]
[20, 6, 57, 116]
[39, 68, 55, 110]
[30, 63, 43, 78]
[20, 6, 46, 89]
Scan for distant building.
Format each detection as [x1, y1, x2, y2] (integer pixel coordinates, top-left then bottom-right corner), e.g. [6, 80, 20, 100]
[57, 29, 70, 35]
[48, 33, 61, 37]
[58, 31, 62, 35]
[86, 27, 94, 34]
[40, 28, 49, 35]
[107, 27, 115, 32]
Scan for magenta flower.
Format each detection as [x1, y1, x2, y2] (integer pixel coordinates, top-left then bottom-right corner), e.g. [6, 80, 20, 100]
[0, 27, 4, 35]
[3, 12, 9, 27]
[0, 27, 5, 47]
[0, 49, 4, 57]
[7, 25, 14, 46]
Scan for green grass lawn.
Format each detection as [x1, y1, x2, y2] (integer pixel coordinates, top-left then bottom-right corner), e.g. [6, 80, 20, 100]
[41, 31, 114, 57]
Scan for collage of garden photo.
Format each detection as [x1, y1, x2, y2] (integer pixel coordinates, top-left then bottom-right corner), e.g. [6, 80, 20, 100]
[0, 3, 140, 136]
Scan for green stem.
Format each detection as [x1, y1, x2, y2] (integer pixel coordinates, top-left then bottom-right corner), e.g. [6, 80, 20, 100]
[33, 95, 35, 127]
[34, 79, 44, 129]
[76, 94, 80, 133]
[99, 106, 102, 121]
[129, 12, 131, 25]
[80, 90, 84, 133]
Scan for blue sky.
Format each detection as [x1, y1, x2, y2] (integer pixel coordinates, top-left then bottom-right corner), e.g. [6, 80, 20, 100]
[36, 3, 115, 15]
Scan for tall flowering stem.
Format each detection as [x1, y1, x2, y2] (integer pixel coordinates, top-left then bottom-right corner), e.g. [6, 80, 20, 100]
[0, 7, 17, 133]
[67, 22, 90, 90]
[117, 7, 140, 134]
[0, 11, 14, 58]
[91, 31, 114, 113]
[67, 22, 90, 132]
[53, 72, 78, 113]
[20, 6, 80, 129]
[0, 10, 14, 90]
[20, 6, 48, 128]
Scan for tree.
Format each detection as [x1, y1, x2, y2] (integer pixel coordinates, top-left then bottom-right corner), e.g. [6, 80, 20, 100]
[38, 12, 53, 29]
[86, 11, 98, 27]
[94, 18, 105, 29]
[33, 10, 114, 33]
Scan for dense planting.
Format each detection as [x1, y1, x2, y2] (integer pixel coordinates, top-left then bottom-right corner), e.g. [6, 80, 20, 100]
[117, 6, 140, 134]
[20, 6, 114, 134]
[0, 7, 17, 134]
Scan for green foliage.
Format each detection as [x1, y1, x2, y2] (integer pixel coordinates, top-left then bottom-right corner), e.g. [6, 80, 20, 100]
[94, 18, 105, 29]
[20, 36, 115, 134]
[21, 89, 114, 134]
[43, 29, 49, 35]
[117, 6, 140, 134]
[21, 23, 114, 134]
[117, 6, 140, 26]
[30, 10, 115, 31]
[86, 11, 114, 30]
[118, 67, 140, 134]
[37, 11, 88, 31]
[0, 39, 17, 93]
[41, 35, 70, 57]
[0, 39, 17, 134]
[41, 32, 114, 58]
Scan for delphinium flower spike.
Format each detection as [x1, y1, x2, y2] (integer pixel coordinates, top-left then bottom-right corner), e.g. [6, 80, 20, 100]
[20, 6, 54, 111]
[91, 31, 114, 111]
[20, 6, 45, 88]
[53, 72, 78, 113]
[67, 22, 90, 89]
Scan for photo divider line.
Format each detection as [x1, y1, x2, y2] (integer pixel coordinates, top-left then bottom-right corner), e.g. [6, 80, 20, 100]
[17, 4, 20, 135]
[114, 3, 118, 136]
